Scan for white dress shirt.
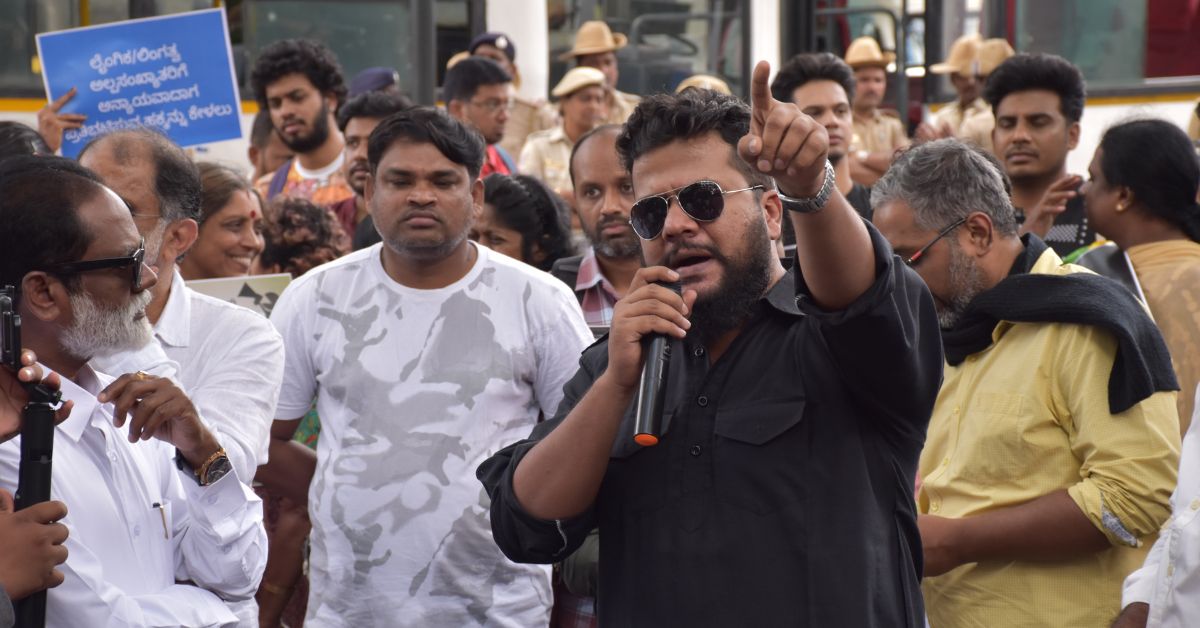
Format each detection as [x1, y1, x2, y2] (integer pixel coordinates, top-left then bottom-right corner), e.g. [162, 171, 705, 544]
[93, 269, 285, 484]
[0, 365, 267, 628]
[1123, 385, 1200, 627]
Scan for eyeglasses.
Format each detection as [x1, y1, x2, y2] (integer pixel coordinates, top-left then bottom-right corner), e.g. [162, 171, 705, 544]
[904, 218, 967, 267]
[469, 98, 513, 114]
[44, 238, 146, 289]
[629, 180, 763, 240]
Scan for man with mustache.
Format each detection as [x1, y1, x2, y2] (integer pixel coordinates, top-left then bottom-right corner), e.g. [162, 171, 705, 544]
[250, 39, 354, 212]
[771, 53, 874, 220]
[0, 155, 267, 627]
[444, 57, 518, 178]
[480, 62, 943, 626]
[330, 91, 413, 251]
[78, 129, 284, 627]
[548, 124, 641, 326]
[872, 139, 1180, 627]
[263, 107, 591, 625]
[986, 53, 1096, 258]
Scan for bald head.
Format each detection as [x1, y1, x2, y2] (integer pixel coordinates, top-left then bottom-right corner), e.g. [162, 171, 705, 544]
[79, 129, 201, 223]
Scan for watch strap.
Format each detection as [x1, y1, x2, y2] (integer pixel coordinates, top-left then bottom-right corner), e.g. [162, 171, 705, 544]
[778, 160, 836, 214]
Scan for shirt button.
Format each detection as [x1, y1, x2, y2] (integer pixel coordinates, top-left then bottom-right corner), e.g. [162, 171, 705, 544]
[941, 458, 949, 467]
[693, 347, 705, 358]
[1191, 499, 1200, 511]
[697, 396, 709, 407]
[133, 524, 141, 537]
[689, 445, 702, 457]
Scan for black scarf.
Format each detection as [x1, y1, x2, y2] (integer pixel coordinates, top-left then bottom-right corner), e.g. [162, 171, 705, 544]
[941, 235, 1178, 414]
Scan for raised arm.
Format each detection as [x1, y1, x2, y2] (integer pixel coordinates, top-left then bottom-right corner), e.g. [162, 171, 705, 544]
[738, 60, 875, 311]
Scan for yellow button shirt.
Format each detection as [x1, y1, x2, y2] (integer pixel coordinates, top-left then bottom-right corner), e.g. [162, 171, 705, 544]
[920, 248, 1181, 628]
[517, 125, 574, 196]
[851, 109, 909, 154]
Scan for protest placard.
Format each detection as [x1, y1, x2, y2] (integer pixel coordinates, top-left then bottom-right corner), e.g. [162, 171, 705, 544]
[186, 274, 292, 319]
[36, 8, 242, 157]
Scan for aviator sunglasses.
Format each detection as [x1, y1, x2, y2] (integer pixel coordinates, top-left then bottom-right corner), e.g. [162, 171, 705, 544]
[629, 180, 764, 240]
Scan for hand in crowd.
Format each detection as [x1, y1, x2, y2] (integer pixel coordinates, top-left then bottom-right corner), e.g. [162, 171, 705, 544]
[1021, 174, 1081, 237]
[918, 514, 964, 578]
[36, 87, 86, 153]
[1110, 602, 1149, 628]
[0, 488, 69, 600]
[98, 372, 219, 462]
[604, 267, 696, 391]
[738, 60, 829, 198]
[1, 349, 75, 443]
[913, 120, 953, 143]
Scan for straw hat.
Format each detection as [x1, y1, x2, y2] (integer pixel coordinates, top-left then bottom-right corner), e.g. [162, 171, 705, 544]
[559, 21, 628, 61]
[977, 38, 1015, 76]
[675, 74, 732, 95]
[931, 33, 983, 75]
[551, 67, 607, 98]
[844, 37, 895, 70]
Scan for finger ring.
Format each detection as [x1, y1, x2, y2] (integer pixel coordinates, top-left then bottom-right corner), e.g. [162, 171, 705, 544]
[134, 371, 150, 381]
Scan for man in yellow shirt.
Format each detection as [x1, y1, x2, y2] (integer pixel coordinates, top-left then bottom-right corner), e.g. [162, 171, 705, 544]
[844, 36, 908, 186]
[873, 139, 1181, 627]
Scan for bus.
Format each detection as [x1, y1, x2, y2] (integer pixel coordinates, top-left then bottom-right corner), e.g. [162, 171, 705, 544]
[1, 0, 1196, 172]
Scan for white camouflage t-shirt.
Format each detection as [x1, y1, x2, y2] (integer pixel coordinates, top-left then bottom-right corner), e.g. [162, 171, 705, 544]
[271, 242, 592, 626]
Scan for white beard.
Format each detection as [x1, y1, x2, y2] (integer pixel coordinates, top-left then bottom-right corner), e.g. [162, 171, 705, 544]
[61, 289, 154, 361]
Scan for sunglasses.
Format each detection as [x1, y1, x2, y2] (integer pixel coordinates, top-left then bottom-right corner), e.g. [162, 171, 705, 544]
[45, 238, 147, 289]
[904, 218, 966, 267]
[629, 180, 763, 240]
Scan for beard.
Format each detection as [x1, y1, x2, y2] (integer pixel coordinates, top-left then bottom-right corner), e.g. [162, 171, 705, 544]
[939, 242, 990, 329]
[280, 101, 332, 154]
[61, 289, 154, 361]
[662, 217, 774, 343]
[583, 214, 640, 259]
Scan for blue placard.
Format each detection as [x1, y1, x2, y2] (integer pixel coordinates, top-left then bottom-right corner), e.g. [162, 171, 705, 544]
[36, 8, 242, 157]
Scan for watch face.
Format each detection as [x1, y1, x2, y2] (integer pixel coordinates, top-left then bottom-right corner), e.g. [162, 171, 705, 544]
[202, 455, 233, 486]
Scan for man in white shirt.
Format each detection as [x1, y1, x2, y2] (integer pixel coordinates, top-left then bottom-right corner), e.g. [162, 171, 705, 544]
[1115, 386, 1200, 628]
[0, 155, 266, 628]
[259, 107, 592, 626]
[78, 129, 285, 488]
[78, 130, 283, 627]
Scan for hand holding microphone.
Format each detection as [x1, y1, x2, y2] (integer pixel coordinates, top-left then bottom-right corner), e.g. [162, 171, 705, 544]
[603, 267, 696, 446]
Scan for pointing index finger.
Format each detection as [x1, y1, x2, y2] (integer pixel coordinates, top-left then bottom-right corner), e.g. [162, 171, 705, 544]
[48, 87, 77, 112]
[749, 60, 773, 132]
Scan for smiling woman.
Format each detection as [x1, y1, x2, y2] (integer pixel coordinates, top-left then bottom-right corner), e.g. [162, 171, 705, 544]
[179, 162, 266, 280]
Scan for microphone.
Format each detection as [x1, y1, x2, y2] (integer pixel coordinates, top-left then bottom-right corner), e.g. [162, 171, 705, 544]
[633, 281, 681, 447]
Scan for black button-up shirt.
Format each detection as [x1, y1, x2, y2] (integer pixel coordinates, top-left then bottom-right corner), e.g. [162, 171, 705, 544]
[478, 225, 943, 627]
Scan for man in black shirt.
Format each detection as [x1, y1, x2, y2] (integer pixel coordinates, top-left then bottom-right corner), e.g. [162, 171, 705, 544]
[984, 53, 1096, 258]
[770, 52, 875, 220]
[478, 62, 942, 627]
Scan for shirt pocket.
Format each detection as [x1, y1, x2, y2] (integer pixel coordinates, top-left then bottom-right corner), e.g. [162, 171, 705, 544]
[712, 396, 807, 514]
[959, 391, 1057, 486]
[606, 410, 675, 514]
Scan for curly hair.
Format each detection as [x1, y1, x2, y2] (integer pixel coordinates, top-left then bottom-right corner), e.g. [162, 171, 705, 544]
[259, 196, 348, 277]
[482, 174, 575, 270]
[771, 52, 856, 104]
[984, 53, 1086, 123]
[616, 89, 772, 190]
[250, 39, 348, 110]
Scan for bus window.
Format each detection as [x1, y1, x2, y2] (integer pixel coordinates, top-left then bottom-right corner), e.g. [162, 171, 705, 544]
[235, 1, 418, 100]
[552, 0, 750, 98]
[1014, 0, 1200, 91]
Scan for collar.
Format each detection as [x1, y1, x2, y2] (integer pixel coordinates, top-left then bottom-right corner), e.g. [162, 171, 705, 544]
[54, 363, 107, 443]
[546, 125, 572, 146]
[766, 269, 803, 317]
[574, 247, 616, 294]
[154, 268, 191, 348]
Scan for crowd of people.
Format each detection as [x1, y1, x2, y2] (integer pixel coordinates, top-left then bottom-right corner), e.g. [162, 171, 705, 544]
[1, 19, 1200, 628]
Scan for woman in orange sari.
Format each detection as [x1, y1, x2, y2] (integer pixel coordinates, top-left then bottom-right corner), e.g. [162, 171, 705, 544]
[1082, 118, 1200, 434]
